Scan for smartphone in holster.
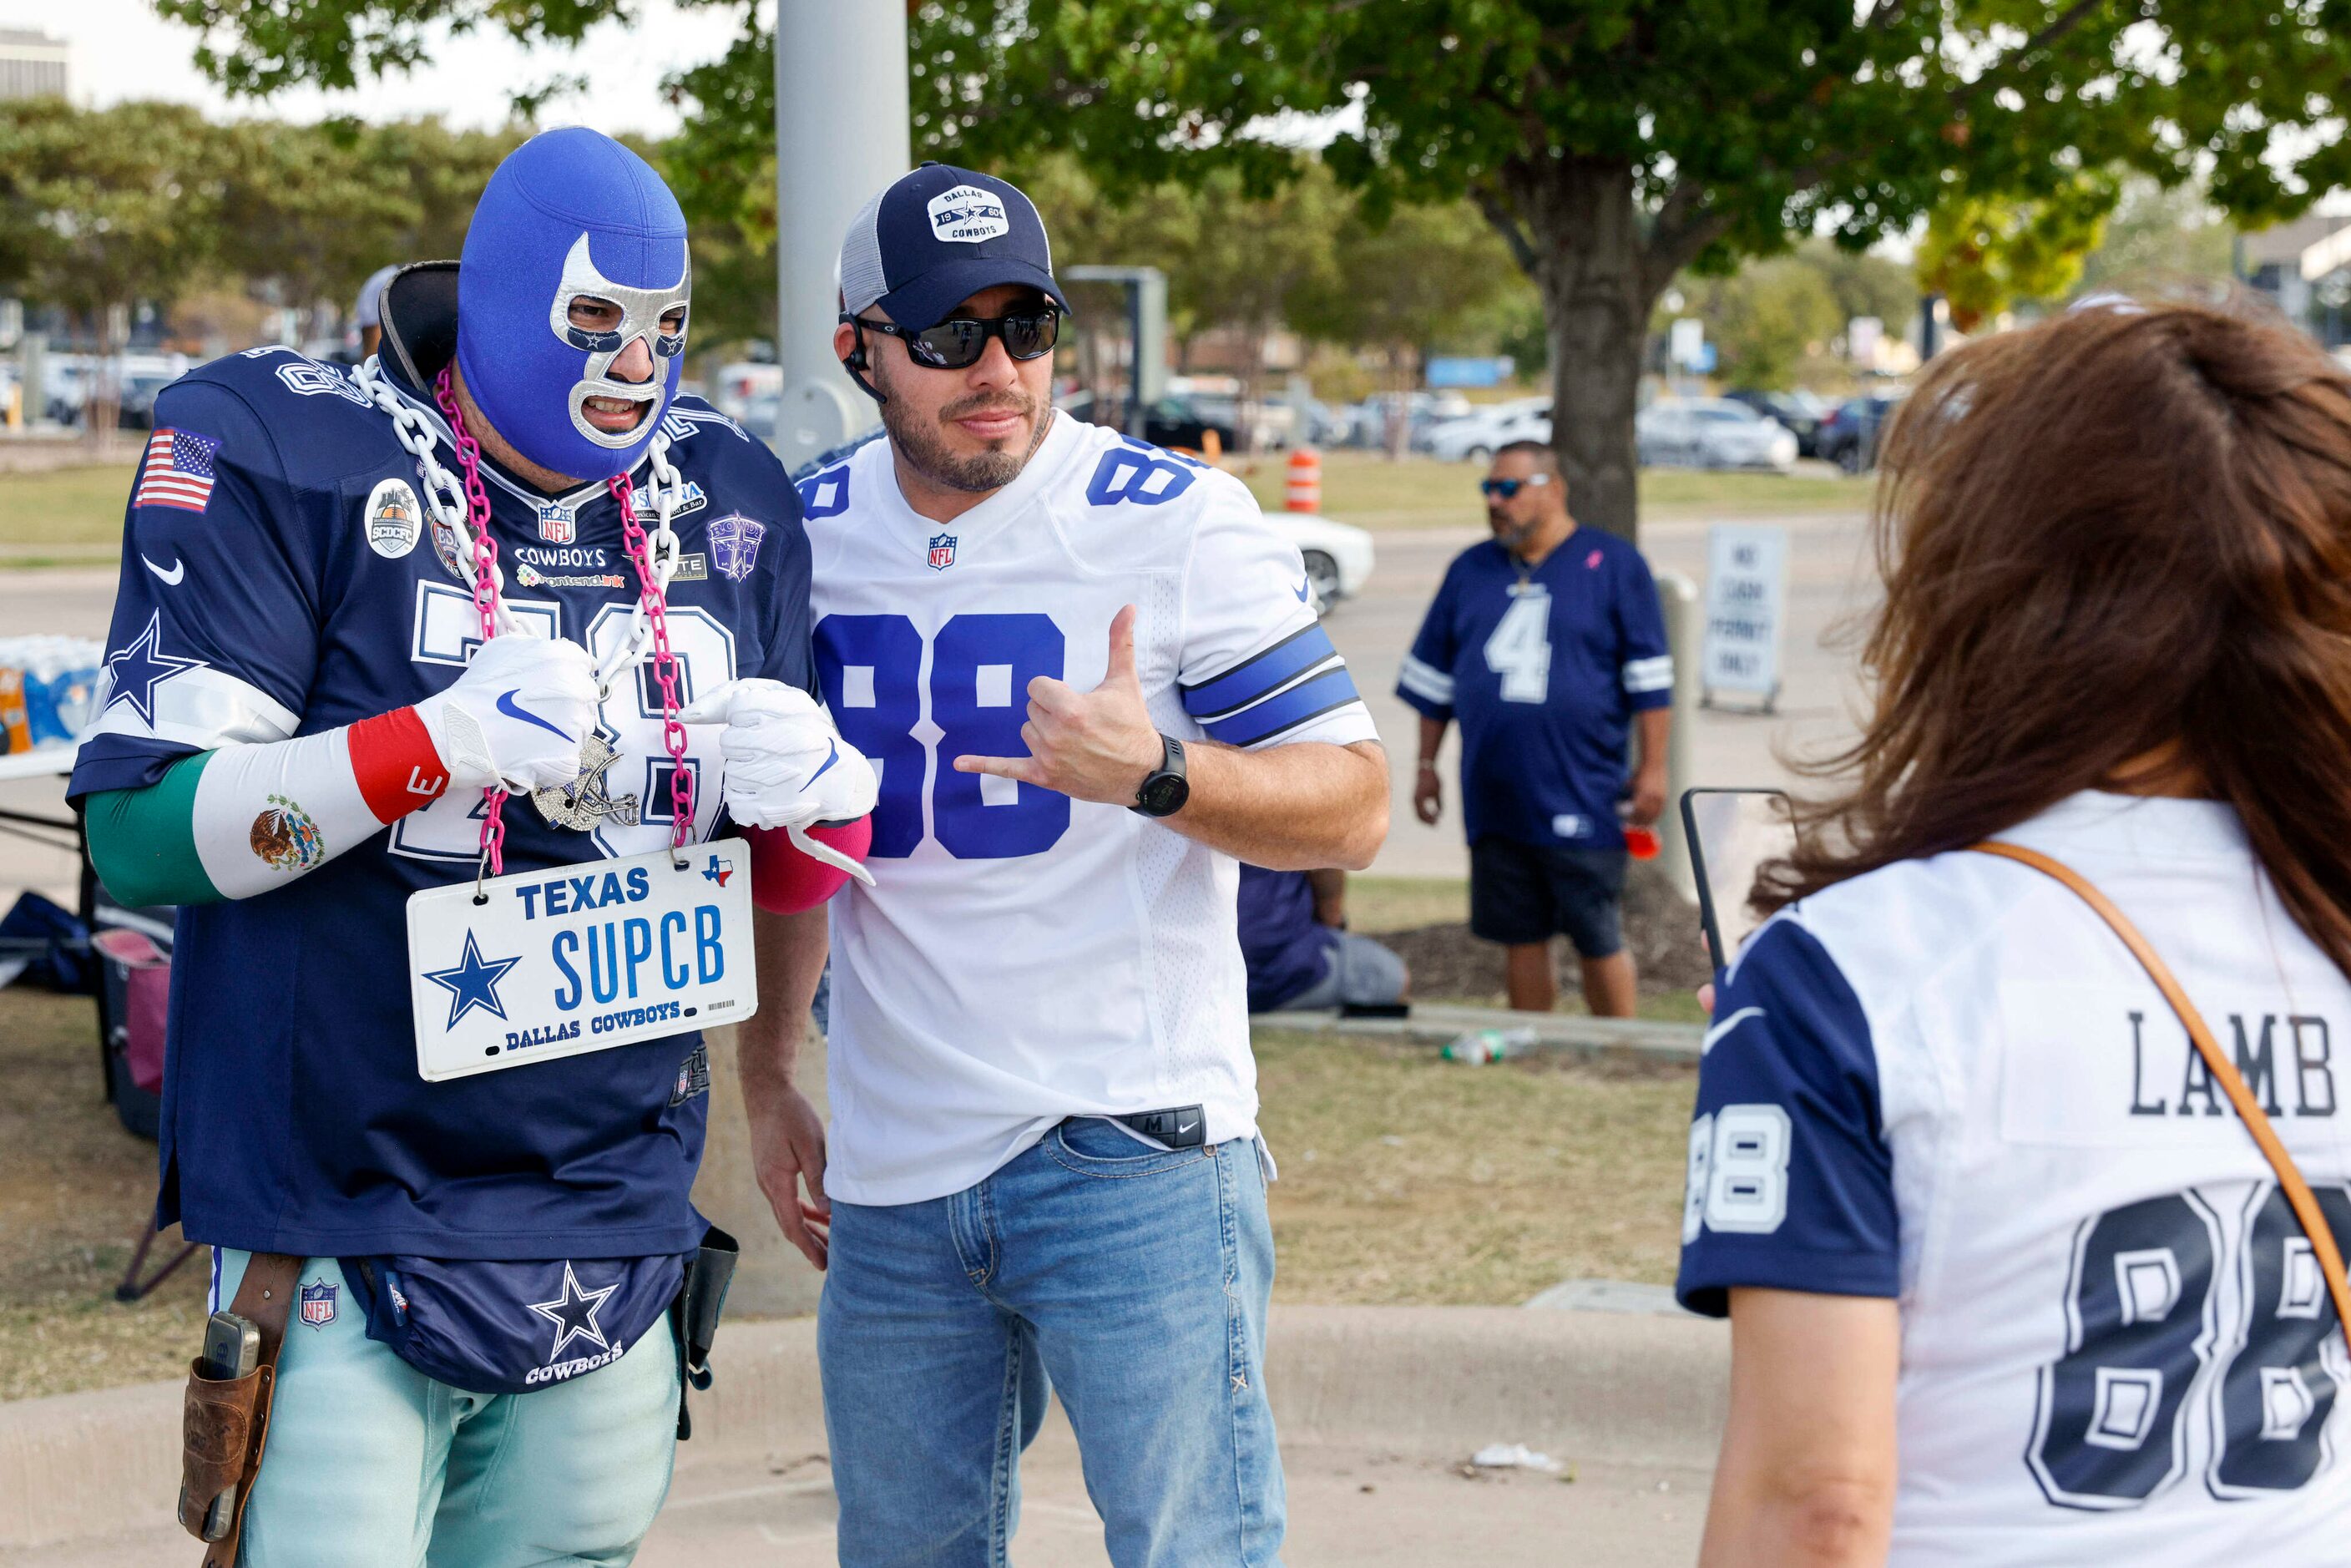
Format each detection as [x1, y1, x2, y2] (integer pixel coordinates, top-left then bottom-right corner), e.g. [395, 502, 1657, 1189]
[185, 1311, 260, 1541]
[1681, 787, 1797, 975]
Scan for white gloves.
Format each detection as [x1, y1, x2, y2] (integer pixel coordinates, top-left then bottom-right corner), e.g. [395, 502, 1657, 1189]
[679, 679, 879, 884]
[417, 631, 599, 794]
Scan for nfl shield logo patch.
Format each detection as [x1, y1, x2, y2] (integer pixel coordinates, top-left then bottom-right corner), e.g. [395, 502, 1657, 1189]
[537, 500, 577, 544]
[928, 534, 958, 571]
[706, 513, 767, 582]
[298, 1280, 337, 1328]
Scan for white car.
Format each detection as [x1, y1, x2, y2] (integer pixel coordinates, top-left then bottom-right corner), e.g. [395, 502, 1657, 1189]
[1636, 397, 1798, 471]
[1427, 399, 1551, 463]
[1272, 511, 1376, 611]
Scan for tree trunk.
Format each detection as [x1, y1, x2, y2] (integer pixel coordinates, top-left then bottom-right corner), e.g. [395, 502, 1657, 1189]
[1514, 159, 1656, 544]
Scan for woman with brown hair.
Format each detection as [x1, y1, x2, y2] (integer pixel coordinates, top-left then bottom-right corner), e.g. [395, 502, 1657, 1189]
[1676, 298, 2351, 1565]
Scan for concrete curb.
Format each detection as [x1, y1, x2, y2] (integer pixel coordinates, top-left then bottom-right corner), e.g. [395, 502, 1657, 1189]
[1260, 1003, 1704, 1064]
[0, 1305, 1725, 1553]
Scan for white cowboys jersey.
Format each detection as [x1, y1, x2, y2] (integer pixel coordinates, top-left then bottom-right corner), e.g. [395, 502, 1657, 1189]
[800, 413, 1379, 1205]
[1679, 792, 2351, 1564]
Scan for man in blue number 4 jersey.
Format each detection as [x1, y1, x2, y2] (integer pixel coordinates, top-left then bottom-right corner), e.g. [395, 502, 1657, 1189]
[745, 164, 1390, 1567]
[1398, 440, 1673, 1016]
[69, 129, 874, 1565]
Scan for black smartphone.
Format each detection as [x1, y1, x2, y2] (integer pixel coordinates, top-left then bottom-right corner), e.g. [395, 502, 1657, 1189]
[1681, 787, 1795, 972]
[186, 1310, 261, 1541]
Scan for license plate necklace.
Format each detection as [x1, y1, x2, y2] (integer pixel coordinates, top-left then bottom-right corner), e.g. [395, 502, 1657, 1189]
[382, 364, 756, 1081]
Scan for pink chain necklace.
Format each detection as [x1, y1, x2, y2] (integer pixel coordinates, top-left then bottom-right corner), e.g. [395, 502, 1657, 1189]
[431, 367, 694, 878]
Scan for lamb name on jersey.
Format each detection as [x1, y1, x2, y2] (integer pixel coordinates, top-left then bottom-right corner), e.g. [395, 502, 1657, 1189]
[800, 413, 1380, 1206]
[1678, 792, 2351, 1563]
[68, 312, 811, 1262]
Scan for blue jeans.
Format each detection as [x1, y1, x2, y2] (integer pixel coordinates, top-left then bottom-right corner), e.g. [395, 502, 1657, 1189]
[819, 1118, 1286, 1568]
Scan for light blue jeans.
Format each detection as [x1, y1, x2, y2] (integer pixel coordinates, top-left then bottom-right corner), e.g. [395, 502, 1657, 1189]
[214, 1251, 679, 1567]
[818, 1118, 1287, 1568]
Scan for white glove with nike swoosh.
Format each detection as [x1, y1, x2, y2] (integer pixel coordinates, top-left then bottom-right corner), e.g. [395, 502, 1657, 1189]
[417, 630, 600, 794]
[679, 679, 880, 884]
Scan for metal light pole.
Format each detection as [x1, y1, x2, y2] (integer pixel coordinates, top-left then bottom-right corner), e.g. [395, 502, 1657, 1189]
[769, 0, 910, 473]
[691, 2, 915, 1319]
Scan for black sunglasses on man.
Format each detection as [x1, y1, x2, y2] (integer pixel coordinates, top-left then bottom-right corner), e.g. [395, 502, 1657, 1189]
[842, 308, 1060, 372]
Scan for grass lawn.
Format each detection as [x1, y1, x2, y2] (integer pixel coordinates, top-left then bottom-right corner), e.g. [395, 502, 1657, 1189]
[0, 988, 210, 1403]
[0, 463, 135, 560]
[0, 449, 1868, 567]
[1256, 1026, 1695, 1305]
[1236, 448, 1868, 530]
[0, 979, 1696, 1395]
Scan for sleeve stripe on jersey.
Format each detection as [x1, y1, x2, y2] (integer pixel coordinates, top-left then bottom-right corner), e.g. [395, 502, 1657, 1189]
[1623, 655, 1675, 694]
[1181, 622, 1339, 721]
[1398, 652, 1455, 706]
[1202, 666, 1365, 747]
[83, 666, 301, 751]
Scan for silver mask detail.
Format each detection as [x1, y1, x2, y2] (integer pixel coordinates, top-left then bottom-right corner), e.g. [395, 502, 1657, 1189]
[546, 232, 692, 452]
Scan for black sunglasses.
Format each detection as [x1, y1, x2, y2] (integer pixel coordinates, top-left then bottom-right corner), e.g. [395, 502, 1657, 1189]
[844, 309, 1060, 370]
[1479, 474, 1554, 499]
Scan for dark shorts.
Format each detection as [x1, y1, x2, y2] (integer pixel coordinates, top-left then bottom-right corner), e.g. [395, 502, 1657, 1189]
[1469, 837, 1628, 958]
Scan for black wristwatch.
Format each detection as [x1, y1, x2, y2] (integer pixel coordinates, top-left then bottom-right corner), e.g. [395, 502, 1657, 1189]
[1130, 732, 1190, 818]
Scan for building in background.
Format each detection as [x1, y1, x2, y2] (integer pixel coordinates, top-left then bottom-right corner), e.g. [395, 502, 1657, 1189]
[0, 29, 67, 102]
[2245, 212, 2351, 352]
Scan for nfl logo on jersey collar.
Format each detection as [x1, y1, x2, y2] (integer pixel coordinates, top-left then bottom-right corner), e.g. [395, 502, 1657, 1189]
[537, 499, 578, 544]
[928, 533, 957, 571]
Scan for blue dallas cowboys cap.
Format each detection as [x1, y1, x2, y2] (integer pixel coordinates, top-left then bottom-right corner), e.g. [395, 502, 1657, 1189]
[838, 163, 1070, 331]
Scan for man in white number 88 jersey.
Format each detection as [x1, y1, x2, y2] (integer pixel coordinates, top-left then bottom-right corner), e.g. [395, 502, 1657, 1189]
[742, 164, 1389, 1568]
[1676, 301, 2351, 1565]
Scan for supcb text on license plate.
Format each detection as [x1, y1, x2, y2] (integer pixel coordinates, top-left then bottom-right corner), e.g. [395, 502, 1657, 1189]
[405, 840, 759, 1082]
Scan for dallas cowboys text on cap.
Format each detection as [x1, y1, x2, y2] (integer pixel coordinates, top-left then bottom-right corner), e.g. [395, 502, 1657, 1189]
[838, 163, 1070, 333]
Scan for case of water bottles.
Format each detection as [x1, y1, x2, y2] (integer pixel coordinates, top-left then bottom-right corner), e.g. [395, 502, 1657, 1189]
[0, 635, 104, 756]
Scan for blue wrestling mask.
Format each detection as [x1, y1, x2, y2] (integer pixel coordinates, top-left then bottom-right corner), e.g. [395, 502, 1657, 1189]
[455, 129, 691, 481]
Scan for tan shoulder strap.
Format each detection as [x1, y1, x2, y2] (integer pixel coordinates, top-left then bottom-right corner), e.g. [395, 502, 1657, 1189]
[1971, 841, 2351, 1358]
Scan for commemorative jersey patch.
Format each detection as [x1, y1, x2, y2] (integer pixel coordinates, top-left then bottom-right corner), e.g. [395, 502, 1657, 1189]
[364, 478, 422, 559]
[705, 514, 766, 582]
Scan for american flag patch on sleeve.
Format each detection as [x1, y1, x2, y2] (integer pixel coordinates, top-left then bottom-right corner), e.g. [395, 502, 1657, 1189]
[133, 427, 222, 513]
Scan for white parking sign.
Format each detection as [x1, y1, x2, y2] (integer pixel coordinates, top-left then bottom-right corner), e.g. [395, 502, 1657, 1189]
[1701, 524, 1787, 707]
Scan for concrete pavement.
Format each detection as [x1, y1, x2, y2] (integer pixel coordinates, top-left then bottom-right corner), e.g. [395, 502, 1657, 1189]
[0, 1306, 1724, 1566]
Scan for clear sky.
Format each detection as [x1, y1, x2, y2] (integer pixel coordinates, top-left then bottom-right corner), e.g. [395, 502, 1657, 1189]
[1, 0, 756, 136]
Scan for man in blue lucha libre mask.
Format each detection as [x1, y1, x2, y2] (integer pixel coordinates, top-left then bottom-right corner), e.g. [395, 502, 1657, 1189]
[455, 129, 693, 480]
[72, 125, 874, 1565]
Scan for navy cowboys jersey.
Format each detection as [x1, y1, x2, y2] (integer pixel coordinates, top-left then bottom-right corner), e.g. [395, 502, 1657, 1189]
[1680, 793, 2351, 1562]
[1397, 532, 1671, 852]
[68, 319, 809, 1260]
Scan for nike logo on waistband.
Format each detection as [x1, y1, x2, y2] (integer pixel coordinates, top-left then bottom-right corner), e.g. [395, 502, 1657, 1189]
[496, 689, 574, 741]
[142, 555, 185, 586]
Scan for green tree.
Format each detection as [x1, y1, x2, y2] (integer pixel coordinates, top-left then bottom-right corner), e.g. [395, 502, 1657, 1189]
[0, 99, 230, 341]
[2075, 178, 2237, 298]
[150, 1, 2351, 538]
[1679, 256, 1843, 390]
[1916, 176, 2116, 332]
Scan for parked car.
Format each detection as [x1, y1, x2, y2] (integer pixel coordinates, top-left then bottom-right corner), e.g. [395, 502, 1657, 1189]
[1722, 387, 1831, 458]
[1636, 397, 1798, 471]
[1815, 390, 1907, 473]
[1272, 511, 1376, 609]
[1427, 398, 1552, 463]
[115, 370, 181, 432]
[1059, 389, 1241, 453]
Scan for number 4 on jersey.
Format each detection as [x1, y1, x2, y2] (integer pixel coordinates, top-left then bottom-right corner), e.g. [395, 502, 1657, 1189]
[1484, 587, 1552, 704]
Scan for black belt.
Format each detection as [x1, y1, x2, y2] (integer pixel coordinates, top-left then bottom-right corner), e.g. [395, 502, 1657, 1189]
[1109, 1105, 1207, 1150]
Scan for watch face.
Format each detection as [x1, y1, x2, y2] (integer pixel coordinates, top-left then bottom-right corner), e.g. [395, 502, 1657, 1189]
[1139, 772, 1189, 817]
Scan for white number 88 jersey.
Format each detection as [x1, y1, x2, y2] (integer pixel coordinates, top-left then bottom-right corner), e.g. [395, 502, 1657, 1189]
[1679, 792, 2351, 1564]
[799, 414, 1378, 1208]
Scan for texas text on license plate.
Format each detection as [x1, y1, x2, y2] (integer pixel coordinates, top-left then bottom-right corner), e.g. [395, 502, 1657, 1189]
[405, 840, 760, 1083]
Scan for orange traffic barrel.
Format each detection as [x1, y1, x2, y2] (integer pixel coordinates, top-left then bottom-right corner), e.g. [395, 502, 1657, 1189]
[1286, 446, 1322, 512]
